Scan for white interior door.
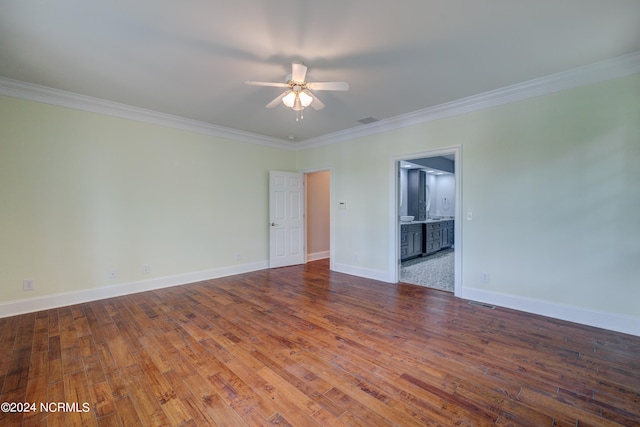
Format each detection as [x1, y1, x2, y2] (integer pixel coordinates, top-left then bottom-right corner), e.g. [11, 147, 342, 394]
[269, 171, 305, 268]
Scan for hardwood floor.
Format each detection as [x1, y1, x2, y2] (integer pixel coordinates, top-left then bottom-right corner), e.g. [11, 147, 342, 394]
[1, 259, 639, 426]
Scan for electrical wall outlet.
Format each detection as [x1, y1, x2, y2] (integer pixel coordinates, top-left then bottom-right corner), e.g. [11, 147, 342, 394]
[108, 269, 117, 279]
[481, 272, 490, 283]
[23, 279, 35, 291]
[142, 264, 150, 274]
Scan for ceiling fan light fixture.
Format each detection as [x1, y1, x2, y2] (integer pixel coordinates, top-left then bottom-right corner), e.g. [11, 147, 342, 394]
[246, 60, 348, 120]
[282, 91, 296, 108]
[292, 97, 304, 111]
[299, 90, 313, 107]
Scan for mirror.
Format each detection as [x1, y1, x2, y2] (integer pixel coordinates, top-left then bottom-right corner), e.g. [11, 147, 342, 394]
[425, 184, 431, 213]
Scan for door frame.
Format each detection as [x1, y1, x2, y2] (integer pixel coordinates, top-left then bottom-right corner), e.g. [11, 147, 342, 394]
[390, 145, 462, 295]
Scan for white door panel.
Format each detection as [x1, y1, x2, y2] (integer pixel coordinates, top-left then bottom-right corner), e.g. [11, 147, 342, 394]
[269, 171, 305, 268]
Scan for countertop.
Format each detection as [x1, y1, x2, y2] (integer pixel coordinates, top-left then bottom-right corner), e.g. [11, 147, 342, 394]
[400, 217, 454, 224]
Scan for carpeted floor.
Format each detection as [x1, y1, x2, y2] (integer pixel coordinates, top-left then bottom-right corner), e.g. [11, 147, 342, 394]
[400, 248, 454, 292]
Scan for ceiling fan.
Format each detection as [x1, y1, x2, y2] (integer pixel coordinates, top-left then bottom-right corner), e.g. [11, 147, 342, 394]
[245, 61, 349, 121]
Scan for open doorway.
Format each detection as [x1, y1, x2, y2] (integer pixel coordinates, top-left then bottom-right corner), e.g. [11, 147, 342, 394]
[305, 170, 331, 264]
[392, 147, 461, 294]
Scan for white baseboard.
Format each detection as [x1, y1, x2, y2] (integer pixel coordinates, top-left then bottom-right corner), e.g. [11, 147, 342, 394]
[307, 250, 330, 262]
[459, 287, 640, 337]
[0, 261, 268, 318]
[332, 262, 394, 283]
[4, 262, 637, 338]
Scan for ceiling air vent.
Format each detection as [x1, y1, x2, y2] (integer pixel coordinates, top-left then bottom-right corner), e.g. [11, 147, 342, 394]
[357, 117, 379, 124]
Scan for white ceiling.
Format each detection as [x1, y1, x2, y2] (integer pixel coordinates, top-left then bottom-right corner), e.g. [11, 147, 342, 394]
[1, 1, 639, 143]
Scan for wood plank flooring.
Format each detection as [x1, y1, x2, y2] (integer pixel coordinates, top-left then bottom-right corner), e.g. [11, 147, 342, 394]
[1, 259, 639, 426]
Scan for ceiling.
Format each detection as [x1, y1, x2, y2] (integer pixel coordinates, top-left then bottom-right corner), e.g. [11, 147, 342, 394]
[1, 1, 639, 144]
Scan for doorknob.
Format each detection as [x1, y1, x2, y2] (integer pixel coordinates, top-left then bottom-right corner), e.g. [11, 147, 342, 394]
[271, 222, 278, 226]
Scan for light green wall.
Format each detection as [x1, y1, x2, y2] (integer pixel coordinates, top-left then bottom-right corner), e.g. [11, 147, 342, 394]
[0, 96, 294, 303]
[297, 73, 640, 317]
[2, 73, 638, 322]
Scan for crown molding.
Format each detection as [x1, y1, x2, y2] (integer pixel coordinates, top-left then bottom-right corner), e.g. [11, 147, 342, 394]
[2, 51, 639, 151]
[296, 50, 640, 150]
[0, 77, 295, 150]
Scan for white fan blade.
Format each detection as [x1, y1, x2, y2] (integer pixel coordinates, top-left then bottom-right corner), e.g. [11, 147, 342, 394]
[266, 91, 290, 108]
[307, 81, 349, 91]
[245, 81, 289, 88]
[309, 93, 325, 110]
[291, 62, 308, 83]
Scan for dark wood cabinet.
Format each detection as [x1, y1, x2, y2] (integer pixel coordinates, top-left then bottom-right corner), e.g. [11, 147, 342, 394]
[440, 220, 454, 248]
[407, 170, 427, 221]
[400, 223, 423, 261]
[424, 222, 441, 255]
[402, 220, 454, 261]
[424, 220, 454, 255]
